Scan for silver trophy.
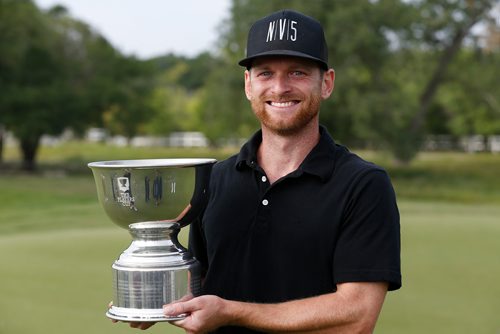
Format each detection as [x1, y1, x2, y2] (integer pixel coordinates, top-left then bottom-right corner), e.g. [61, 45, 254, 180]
[88, 158, 216, 322]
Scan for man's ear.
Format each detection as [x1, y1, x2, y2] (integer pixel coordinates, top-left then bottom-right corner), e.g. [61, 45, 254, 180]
[244, 70, 252, 100]
[321, 69, 335, 100]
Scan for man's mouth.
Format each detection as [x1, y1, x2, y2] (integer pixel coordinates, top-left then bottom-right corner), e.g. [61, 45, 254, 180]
[267, 101, 299, 107]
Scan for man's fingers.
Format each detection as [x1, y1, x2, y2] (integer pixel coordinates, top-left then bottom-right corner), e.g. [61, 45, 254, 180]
[129, 322, 155, 330]
[163, 303, 184, 316]
[169, 318, 186, 327]
[163, 299, 196, 317]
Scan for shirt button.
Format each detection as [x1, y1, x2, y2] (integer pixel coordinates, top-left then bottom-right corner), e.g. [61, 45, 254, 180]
[261, 176, 267, 182]
[262, 199, 269, 206]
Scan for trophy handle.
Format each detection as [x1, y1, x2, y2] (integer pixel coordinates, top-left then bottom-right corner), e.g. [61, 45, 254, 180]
[177, 163, 213, 228]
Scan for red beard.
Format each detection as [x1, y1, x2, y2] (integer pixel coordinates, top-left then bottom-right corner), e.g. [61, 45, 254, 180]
[251, 91, 322, 136]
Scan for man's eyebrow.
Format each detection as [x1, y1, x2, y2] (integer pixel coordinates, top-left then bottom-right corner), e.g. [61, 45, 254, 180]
[251, 64, 271, 70]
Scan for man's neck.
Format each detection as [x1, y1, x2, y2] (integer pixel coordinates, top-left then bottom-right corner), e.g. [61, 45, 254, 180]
[257, 122, 320, 184]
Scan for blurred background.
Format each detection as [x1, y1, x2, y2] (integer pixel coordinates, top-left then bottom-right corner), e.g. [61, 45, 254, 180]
[0, 0, 499, 333]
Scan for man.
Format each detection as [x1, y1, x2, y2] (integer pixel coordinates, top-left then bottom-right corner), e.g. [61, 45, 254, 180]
[133, 9, 401, 333]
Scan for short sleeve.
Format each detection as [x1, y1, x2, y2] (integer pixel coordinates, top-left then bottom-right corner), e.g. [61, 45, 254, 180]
[333, 169, 401, 291]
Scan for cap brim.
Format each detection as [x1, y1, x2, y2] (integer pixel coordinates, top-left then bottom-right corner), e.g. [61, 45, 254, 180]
[238, 50, 328, 70]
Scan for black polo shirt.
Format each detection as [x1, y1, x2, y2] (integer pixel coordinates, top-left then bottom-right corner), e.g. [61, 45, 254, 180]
[189, 125, 401, 310]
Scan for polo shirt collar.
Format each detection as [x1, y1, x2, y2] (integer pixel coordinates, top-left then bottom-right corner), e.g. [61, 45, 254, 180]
[235, 125, 336, 182]
[300, 126, 336, 182]
[235, 130, 261, 170]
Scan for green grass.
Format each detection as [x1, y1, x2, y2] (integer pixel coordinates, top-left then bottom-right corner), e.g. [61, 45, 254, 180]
[0, 174, 101, 234]
[378, 201, 500, 333]
[1, 143, 500, 333]
[385, 152, 500, 203]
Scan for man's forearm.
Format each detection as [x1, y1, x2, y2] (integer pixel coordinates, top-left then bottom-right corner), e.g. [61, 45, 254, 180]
[164, 282, 387, 333]
[225, 282, 388, 333]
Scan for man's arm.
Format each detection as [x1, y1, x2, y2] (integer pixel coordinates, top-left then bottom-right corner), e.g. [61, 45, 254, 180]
[164, 282, 388, 334]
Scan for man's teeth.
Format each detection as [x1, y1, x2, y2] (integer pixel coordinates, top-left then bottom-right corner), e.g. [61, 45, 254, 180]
[270, 101, 296, 107]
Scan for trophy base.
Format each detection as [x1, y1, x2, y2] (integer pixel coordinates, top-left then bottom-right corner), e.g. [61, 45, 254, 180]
[106, 306, 186, 322]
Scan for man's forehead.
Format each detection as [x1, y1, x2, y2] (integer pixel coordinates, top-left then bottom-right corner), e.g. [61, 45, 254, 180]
[250, 56, 321, 70]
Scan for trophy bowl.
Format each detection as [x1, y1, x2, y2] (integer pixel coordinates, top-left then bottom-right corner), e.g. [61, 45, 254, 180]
[88, 158, 216, 322]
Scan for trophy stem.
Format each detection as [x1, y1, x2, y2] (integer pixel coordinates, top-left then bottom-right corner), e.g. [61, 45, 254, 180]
[107, 221, 201, 322]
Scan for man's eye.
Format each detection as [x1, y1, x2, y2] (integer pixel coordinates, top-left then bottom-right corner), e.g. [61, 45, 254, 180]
[257, 71, 272, 77]
[291, 71, 305, 76]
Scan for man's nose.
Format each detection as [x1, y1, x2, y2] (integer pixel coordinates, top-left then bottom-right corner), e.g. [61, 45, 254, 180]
[271, 73, 292, 95]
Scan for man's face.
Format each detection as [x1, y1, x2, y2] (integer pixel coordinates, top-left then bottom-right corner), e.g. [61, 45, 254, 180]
[244, 56, 334, 136]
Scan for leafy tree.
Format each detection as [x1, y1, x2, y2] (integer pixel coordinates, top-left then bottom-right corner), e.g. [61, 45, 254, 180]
[136, 52, 223, 140]
[0, 1, 154, 169]
[0, 0, 69, 169]
[399, 0, 497, 161]
[440, 49, 500, 136]
[151, 52, 221, 91]
[100, 56, 156, 141]
[143, 63, 193, 136]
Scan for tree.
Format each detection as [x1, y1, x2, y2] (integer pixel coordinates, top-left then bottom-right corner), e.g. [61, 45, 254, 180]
[0, 0, 66, 169]
[0, 1, 154, 170]
[440, 49, 500, 136]
[143, 53, 223, 139]
[100, 56, 156, 141]
[402, 0, 497, 160]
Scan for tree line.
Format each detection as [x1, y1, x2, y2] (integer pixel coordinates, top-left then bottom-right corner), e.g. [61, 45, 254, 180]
[1, 0, 499, 170]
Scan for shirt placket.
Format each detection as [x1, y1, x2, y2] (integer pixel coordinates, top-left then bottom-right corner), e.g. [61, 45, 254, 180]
[252, 164, 272, 234]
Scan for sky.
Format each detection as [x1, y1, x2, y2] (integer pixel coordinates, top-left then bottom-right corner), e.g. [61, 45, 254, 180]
[34, 0, 232, 59]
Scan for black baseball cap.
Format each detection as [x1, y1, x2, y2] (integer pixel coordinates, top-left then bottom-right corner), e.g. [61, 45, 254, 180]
[239, 9, 329, 70]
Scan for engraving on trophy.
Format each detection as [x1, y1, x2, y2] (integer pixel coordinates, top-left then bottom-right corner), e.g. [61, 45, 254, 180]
[100, 175, 108, 202]
[170, 178, 176, 194]
[113, 173, 137, 210]
[153, 175, 162, 205]
[145, 176, 150, 202]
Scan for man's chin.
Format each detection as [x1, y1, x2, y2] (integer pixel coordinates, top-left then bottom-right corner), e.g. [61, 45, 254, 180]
[262, 121, 306, 136]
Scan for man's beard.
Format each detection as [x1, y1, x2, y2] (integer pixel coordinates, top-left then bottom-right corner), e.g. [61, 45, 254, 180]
[250, 91, 322, 136]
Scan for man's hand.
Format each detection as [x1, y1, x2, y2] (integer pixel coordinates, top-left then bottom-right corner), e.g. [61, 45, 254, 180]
[164, 295, 231, 334]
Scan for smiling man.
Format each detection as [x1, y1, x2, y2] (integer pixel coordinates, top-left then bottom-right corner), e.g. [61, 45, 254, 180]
[243, 56, 334, 184]
[129, 9, 401, 334]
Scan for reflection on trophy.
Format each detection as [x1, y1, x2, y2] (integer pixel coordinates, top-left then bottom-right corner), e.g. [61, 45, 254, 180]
[88, 159, 216, 322]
